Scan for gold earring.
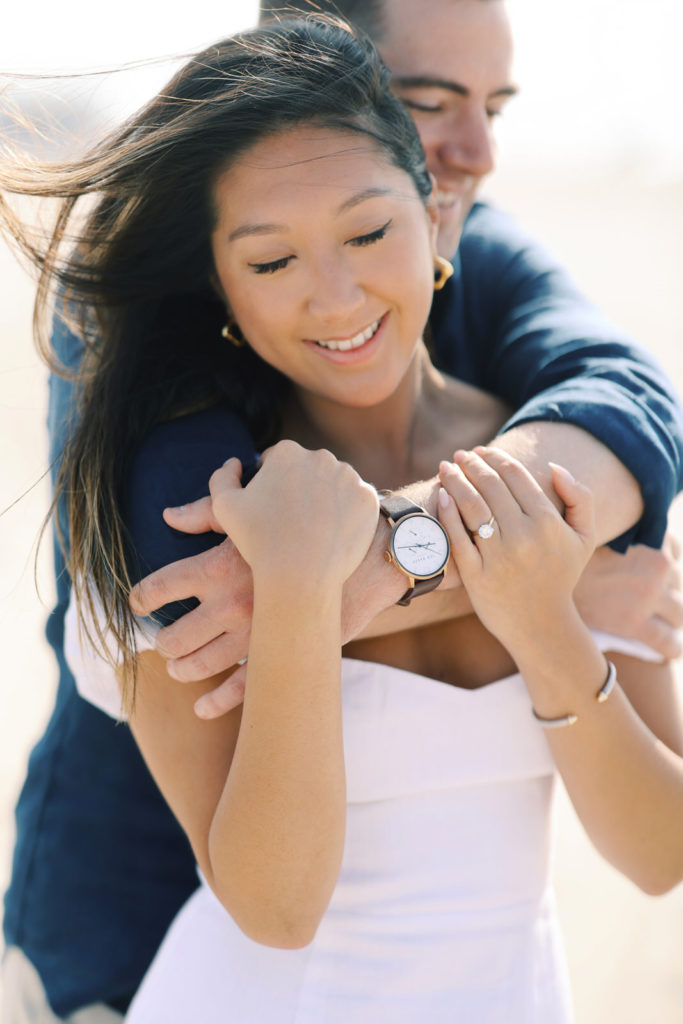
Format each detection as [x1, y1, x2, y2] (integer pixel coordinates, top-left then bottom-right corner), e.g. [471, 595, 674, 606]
[433, 256, 454, 291]
[221, 319, 246, 348]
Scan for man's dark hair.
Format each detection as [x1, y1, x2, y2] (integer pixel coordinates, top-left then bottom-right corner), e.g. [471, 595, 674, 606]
[259, 1, 385, 41]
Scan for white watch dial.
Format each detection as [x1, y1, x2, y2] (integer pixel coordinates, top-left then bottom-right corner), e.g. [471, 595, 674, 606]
[390, 514, 450, 578]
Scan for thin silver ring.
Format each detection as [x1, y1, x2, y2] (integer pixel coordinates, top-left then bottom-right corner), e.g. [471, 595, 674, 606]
[476, 515, 496, 540]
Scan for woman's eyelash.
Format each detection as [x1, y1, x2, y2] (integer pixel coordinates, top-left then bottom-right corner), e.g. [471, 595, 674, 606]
[349, 220, 392, 247]
[249, 256, 292, 275]
[248, 220, 392, 274]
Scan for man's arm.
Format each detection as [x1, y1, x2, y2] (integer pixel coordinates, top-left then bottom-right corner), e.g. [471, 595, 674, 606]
[574, 535, 683, 660]
[433, 201, 683, 551]
[484, 421, 643, 546]
[137, 436, 675, 711]
[133, 203, 683, 706]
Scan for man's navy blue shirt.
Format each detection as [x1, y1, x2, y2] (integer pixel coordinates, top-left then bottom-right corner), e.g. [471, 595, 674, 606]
[4, 203, 682, 1015]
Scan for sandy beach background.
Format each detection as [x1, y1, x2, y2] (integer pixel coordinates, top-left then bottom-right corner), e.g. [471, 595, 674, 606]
[2, 1, 683, 1019]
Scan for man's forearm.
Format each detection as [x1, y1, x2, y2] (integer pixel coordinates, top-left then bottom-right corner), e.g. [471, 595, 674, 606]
[489, 422, 643, 546]
[341, 477, 473, 642]
[340, 493, 433, 642]
[346, 421, 644, 641]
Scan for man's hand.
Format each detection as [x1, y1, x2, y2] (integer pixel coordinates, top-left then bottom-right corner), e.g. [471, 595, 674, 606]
[129, 497, 253, 718]
[574, 531, 683, 660]
[129, 479, 469, 719]
[129, 490, 403, 720]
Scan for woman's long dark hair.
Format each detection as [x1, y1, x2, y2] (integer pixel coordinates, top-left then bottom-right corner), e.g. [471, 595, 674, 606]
[0, 15, 431, 687]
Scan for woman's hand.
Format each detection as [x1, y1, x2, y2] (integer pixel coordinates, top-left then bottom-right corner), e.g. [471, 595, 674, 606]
[437, 446, 596, 651]
[208, 440, 379, 588]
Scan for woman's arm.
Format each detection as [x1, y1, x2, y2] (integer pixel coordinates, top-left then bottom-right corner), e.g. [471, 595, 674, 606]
[439, 447, 683, 894]
[127, 444, 378, 948]
[543, 649, 683, 894]
[129, 588, 345, 950]
[511, 620, 683, 895]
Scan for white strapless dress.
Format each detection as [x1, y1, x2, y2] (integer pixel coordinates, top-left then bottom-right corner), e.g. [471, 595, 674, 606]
[65, 599, 656, 1023]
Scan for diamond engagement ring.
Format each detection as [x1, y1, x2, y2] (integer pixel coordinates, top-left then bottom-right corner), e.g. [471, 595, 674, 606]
[476, 516, 496, 539]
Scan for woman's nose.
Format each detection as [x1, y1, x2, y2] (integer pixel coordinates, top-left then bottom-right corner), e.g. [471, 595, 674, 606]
[306, 254, 365, 324]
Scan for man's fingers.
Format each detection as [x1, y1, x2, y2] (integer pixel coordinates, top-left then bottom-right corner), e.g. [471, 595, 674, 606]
[130, 536, 242, 618]
[162, 495, 225, 535]
[654, 589, 683, 632]
[130, 555, 204, 615]
[155, 605, 229, 661]
[194, 664, 247, 719]
[166, 631, 248, 682]
[664, 530, 682, 563]
[637, 617, 683, 662]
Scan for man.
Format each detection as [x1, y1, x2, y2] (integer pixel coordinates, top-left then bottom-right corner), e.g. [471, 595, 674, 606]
[3, 1, 682, 1020]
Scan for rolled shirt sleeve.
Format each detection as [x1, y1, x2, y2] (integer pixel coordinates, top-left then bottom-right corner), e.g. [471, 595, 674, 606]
[430, 202, 683, 549]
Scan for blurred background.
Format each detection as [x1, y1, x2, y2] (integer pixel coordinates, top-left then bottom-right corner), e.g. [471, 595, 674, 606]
[1, 1, 682, 1020]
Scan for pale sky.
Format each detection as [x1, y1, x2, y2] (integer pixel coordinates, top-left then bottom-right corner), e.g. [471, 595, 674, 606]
[1, 1, 682, 176]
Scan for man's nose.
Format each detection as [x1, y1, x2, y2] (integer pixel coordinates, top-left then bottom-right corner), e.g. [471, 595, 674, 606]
[437, 108, 496, 179]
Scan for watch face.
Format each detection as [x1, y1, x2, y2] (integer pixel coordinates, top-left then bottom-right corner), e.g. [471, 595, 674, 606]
[390, 514, 450, 579]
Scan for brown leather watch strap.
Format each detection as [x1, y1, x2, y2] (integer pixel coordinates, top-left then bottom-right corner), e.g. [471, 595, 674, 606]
[378, 495, 423, 523]
[396, 573, 445, 606]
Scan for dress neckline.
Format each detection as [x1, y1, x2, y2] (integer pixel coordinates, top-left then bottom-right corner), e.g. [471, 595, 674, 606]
[340, 655, 524, 698]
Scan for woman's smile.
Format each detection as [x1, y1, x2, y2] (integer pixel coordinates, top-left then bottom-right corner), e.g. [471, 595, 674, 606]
[305, 313, 387, 362]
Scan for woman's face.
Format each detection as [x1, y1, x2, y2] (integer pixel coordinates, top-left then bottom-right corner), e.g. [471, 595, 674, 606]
[211, 126, 437, 411]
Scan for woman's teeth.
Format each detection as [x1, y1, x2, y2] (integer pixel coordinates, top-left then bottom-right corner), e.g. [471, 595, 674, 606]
[315, 318, 381, 351]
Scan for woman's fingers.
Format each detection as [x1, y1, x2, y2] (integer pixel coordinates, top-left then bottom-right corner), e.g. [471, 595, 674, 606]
[162, 495, 224, 535]
[457, 447, 550, 519]
[438, 459, 496, 537]
[208, 457, 244, 529]
[549, 462, 595, 547]
[437, 485, 483, 575]
[441, 447, 595, 555]
[209, 457, 244, 494]
[440, 450, 526, 538]
[163, 457, 249, 538]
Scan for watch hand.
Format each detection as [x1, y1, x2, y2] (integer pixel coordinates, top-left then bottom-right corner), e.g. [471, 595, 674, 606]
[396, 542, 438, 551]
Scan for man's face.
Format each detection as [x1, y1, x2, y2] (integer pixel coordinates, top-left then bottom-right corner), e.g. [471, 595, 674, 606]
[378, 0, 517, 258]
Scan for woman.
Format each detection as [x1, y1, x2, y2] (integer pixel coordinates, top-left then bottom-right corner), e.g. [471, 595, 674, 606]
[3, 16, 682, 1023]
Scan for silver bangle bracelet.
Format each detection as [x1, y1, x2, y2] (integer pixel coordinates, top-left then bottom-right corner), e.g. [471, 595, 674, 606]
[531, 660, 617, 729]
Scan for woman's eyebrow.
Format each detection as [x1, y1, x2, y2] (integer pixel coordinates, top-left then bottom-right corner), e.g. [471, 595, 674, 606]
[227, 188, 392, 242]
[337, 187, 391, 214]
[228, 222, 285, 243]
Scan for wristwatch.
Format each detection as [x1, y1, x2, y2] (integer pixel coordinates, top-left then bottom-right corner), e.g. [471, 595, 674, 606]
[379, 495, 450, 606]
